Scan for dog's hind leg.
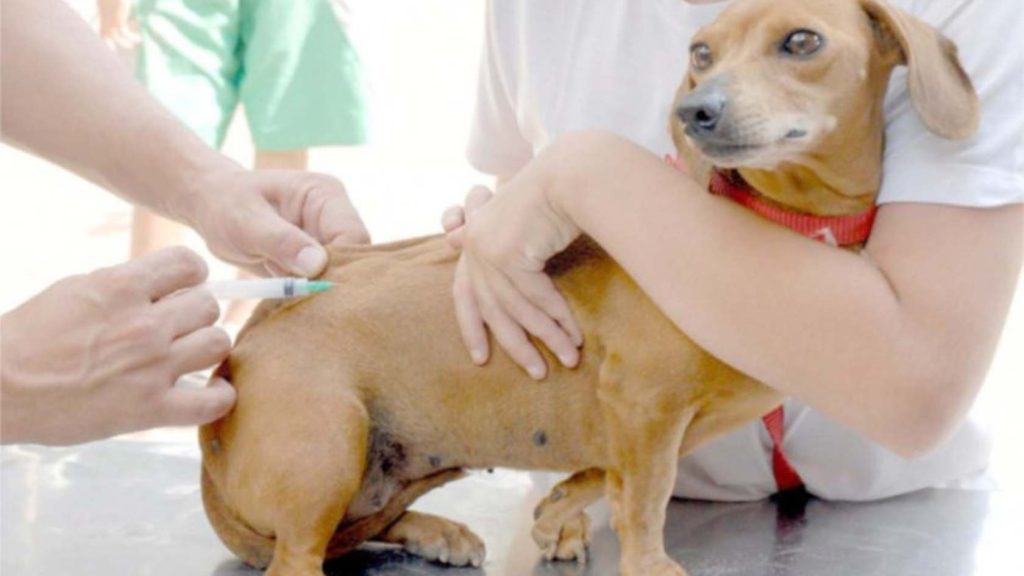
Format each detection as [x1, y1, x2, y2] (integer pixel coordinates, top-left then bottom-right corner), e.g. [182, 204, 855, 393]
[321, 469, 482, 566]
[259, 395, 371, 576]
[324, 469, 467, 559]
[531, 468, 606, 562]
[376, 511, 486, 567]
[602, 395, 695, 576]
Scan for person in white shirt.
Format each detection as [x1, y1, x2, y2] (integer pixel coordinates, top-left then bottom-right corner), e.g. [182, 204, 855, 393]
[443, 0, 1024, 501]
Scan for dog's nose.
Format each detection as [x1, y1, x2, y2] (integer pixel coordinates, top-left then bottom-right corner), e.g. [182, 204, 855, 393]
[676, 92, 726, 135]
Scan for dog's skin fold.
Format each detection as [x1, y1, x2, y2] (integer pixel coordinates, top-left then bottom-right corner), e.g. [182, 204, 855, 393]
[200, 1, 978, 575]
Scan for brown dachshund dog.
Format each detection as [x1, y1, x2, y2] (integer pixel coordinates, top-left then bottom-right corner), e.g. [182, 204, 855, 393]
[200, 1, 978, 574]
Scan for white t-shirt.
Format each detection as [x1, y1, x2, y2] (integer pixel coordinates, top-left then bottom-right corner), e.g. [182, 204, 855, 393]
[467, 0, 1024, 501]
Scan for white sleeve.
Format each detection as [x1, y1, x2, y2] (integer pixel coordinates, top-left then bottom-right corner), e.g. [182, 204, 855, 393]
[878, 0, 1024, 207]
[466, 0, 534, 177]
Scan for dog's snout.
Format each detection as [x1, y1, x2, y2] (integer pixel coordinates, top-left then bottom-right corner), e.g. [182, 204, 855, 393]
[677, 92, 726, 135]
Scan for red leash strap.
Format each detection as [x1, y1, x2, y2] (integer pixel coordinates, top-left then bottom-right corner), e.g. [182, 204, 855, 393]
[762, 406, 805, 492]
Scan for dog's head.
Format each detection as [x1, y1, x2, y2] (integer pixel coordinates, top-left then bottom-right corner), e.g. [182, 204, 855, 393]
[671, 0, 979, 214]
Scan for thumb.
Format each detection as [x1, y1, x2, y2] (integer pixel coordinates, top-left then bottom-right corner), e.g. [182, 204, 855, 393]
[251, 209, 329, 277]
[446, 226, 466, 250]
[441, 205, 466, 234]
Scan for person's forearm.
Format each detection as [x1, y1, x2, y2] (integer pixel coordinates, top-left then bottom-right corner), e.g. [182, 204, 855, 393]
[542, 131, 1021, 456]
[0, 0, 237, 222]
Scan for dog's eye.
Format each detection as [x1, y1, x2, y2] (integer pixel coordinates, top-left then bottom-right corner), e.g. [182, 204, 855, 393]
[690, 43, 714, 71]
[781, 29, 824, 57]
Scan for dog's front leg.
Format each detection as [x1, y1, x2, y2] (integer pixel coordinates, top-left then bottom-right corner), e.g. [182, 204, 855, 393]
[531, 467, 606, 562]
[602, 396, 695, 576]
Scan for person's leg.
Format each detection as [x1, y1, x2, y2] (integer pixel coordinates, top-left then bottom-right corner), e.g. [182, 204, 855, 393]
[134, 0, 240, 148]
[253, 148, 308, 171]
[131, 0, 240, 259]
[130, 207, 188, 258]
[239, 0, 370, 153]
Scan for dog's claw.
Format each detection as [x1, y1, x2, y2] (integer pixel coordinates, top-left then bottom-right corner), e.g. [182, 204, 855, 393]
[553, 531, 587, 563]
[470, 550, 484, 568]
[533, 511, 591, 563]
[623, 554, 688, 576]
[541, 544, 557, 561]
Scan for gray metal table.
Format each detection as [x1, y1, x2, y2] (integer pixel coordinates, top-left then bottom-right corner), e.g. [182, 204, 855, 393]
[3, 439, 1023, 575]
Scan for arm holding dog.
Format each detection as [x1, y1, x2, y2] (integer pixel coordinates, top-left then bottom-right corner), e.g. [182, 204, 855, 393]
[1, 0, 369, 278]
[459, 131, 1022, 458]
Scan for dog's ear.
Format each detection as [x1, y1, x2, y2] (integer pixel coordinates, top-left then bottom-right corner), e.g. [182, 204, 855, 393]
[860, 0, 979, 140]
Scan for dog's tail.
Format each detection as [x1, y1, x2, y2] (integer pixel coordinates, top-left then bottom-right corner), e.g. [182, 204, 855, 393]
[201, 461, 466, 568]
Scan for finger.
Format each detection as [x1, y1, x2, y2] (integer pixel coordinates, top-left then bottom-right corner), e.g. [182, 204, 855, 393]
[441, 205, 466, 234]
[446, 226, 466, 250]
[263, 260, 291, 278]
[470, 266, 548, 380]
[230, 257, 276, 278]
[463, 186, 495, 219]
[153, 288, 221, 338]
[113, 31, 136, 50]
[110, 28, 128, 49]
[479, 296, 548, 380]
[487, 271, 578, 370]
[121, 26, 141, 45]
[118, 247, 209, 301]
[298, 174, 371, 246]
[169, 326, 232, 375]
[247, 205, 329, 277]
[159, 377, 236, 427]
[452, 258, 489, 364]
[517, 273, 584, 349]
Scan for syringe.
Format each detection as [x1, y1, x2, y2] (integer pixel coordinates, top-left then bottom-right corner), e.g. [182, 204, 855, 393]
[203, 278, 333, 300]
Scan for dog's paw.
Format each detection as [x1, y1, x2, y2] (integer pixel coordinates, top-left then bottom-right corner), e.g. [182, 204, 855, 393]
[391, 513, 486, 567]
[622, 554, 688, 576]
[532, 511, 591, 563]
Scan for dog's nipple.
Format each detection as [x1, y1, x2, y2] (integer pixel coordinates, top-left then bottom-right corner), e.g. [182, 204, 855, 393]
[533, 430, 549, 447]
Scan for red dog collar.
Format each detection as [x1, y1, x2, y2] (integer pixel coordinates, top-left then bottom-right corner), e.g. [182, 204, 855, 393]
[666, 155, 877, 246]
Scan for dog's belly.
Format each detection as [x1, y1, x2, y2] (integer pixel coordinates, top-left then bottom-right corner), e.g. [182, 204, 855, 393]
[341, 360, 613, 520]
[316, 237, 617, 473]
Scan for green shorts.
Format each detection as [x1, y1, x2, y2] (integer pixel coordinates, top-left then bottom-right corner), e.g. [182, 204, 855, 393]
[135, 0, 369, 151]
